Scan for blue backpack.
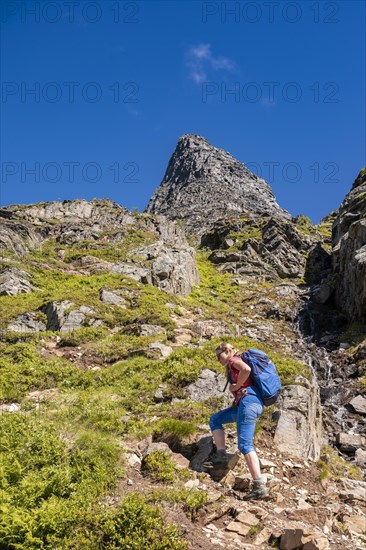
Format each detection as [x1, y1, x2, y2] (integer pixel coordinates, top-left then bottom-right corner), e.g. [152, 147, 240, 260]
[241, 349, 282, 406]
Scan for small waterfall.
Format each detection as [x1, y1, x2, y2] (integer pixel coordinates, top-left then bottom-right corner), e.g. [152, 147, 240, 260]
[295, 290, 365, 476]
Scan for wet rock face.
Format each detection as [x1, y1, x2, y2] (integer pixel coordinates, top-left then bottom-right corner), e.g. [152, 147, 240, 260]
[146, 134, 291, 235]
[332, 168, 366, 321]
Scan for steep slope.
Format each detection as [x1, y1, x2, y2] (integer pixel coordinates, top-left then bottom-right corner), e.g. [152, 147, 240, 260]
[331, 168, 366, 321]
[1, 184, 366, 545]
[146, 134, 291, 235]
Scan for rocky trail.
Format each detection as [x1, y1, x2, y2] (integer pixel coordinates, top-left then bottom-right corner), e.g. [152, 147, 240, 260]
[117, 427, 366, 550]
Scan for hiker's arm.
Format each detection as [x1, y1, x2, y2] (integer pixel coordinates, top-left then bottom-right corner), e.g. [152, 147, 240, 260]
[229, 357, 251, 391]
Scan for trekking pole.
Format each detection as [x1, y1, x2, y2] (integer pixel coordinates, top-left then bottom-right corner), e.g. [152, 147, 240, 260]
[222, 367, 232, 392]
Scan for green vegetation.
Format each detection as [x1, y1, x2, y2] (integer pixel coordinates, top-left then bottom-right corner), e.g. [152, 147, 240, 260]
[318, 445, 362, 482]
[155, 418, 196, 439]
[150, 488, 209, 521]
[0, 341, 95, 401]
[100, 494, 188, 549]
[142, 450, 190, 483]
[63, 229, 157, 265]
[0, 412, 124, 549]
[337, 321, 366, 349]
[0, 211, 343, 548]
[0, 262, 176, 338]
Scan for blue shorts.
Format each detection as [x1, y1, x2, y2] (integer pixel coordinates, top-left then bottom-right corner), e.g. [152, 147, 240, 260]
[209, 393, 263, 456]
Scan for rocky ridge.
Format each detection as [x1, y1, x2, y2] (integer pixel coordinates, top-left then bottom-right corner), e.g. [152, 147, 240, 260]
[0, 199, 199, 298]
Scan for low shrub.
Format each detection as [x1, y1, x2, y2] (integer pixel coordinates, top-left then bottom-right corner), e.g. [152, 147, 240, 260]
[101, 494, 188, 550]
[142, 450, 178, 483]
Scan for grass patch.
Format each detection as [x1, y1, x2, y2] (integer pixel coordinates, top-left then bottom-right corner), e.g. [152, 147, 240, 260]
[0, 341, 96, 401]
[318, 445, 362, 482]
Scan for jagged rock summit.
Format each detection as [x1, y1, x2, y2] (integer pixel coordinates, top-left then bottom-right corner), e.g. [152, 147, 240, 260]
[146, 134, 291, 235]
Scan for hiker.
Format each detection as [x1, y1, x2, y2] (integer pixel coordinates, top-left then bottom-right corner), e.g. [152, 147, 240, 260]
[206, 342, 268, 500]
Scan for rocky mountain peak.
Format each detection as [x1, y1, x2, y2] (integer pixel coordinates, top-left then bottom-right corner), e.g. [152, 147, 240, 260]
[146, 134, 291, 235]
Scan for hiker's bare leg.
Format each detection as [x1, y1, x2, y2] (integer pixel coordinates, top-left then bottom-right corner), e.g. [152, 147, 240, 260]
[212, 429, 225, 451]
[244, 451, 261, 479]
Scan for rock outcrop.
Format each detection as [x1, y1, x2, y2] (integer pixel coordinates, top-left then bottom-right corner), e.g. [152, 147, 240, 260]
[127, 242, 199, 297]
[7, 312, 46, 333]
[273, 378, 322, 461]
[42, 301, 101, 332]
[331, 168, 366, 321]
[0, 267, 35, 296]
[206, 216, 318, 282]
[0, 199, 199, 298]
[146, 134, 291, 236]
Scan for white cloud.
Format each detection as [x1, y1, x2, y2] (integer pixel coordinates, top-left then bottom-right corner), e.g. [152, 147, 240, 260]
[187, 43, 236, 84]
[191, 43, 212, 60]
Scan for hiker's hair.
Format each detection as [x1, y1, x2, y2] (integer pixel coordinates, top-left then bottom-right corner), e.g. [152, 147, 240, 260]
[215, 342, 240, 358]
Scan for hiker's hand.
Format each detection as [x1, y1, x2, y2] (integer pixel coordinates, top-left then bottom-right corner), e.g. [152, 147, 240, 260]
[229, 383, 238, 392]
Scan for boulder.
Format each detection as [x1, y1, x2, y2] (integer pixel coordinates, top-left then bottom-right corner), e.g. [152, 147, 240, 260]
[130, 242, 200, 297]
[338, 478, 366, 502]
[311, 283, 333, 305]
[0, 403, 20, 413]
[100, 288, 126, 306]
[191, 319, 234, 340]
[8, 312, 46, 333]
[226, 521, 251, 536]
[273, 381, 322, 461]
[349, 395, 366, 415]
[0, 218, 40, 255]
[336, 432, 366, 453]
[280, 528, 328, 550]
[190, 435, 214, 472]
[154, 384, 167, 402]
[261, 218, 311, 279]
[111, 263, 152, 284]
[355, 448, 366, 467]
[139, 324, 166, 337]
[74, 255, 113, 272]
[148, 342, 173, 358]
[342, 515, 366, 534]
[42, 301, 98, 332]
[184, 369, 232, 406]
[0, 267, 35, 296]
[302, 536, 330, 550]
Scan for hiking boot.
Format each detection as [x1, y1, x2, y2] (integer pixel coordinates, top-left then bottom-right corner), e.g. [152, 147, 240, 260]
[244, 480, 269, 501]
[203, 450, 229, 469]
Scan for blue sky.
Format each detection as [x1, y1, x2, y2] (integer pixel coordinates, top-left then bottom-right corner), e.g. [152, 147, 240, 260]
[1, 0, 365, 223]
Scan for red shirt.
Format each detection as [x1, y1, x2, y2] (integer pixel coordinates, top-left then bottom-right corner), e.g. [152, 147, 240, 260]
[227, 356, 253, 403]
